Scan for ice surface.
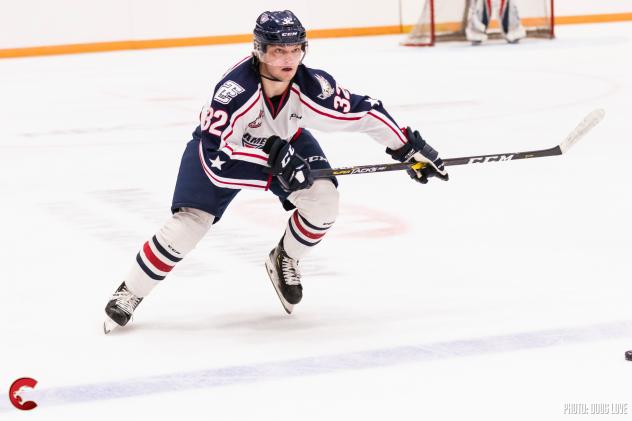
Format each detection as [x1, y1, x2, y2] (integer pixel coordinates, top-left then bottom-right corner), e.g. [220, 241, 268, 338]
[1, 22, 631, 420]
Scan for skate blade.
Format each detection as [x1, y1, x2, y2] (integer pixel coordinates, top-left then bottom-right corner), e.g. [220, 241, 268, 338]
[265, 259, 294, 315]
[103, 317, 120, 334]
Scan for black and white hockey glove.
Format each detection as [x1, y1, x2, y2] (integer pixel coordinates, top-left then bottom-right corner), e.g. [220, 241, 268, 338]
[263, 136, 314, 192]
[386, 127, 449, 184]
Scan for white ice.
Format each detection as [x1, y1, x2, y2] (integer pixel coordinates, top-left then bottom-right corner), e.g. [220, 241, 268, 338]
[1, 22, 631, 420]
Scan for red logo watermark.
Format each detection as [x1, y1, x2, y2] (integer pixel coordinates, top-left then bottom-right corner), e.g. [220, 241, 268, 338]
[9, 377, 38, 410]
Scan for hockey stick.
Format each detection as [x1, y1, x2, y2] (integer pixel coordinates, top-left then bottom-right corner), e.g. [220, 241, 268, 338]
[312, 109, 605, 178]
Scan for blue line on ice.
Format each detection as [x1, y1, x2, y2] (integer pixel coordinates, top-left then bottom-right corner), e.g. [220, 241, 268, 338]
[3, 320, 631, 411]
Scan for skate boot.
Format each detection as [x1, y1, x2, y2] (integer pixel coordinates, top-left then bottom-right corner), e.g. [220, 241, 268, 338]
[265, 240, 302, 314]
[103, 282, 143, 334]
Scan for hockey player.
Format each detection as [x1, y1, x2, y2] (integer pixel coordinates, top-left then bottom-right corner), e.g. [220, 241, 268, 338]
[465, 0, 527, 44]
[103, 10, 448, 333]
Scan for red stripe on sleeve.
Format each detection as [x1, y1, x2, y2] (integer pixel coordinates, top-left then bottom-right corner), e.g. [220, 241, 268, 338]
[291, 127, 303, 142]
[368, 112, 407, 145]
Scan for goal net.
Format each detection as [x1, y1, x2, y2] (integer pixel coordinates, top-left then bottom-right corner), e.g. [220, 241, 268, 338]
[403, 0, 554, 46]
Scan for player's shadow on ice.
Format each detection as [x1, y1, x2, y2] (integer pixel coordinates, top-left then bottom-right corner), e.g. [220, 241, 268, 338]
[213, 313, 327, 332]
[130, 312, 332, 333]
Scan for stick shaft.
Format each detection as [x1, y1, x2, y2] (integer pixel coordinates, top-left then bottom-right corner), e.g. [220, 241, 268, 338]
[312, 145, 562, 178]
[313, 109, 604, 179]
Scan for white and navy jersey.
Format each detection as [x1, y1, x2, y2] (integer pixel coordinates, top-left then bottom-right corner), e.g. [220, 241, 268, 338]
[193, 56, 408, 190]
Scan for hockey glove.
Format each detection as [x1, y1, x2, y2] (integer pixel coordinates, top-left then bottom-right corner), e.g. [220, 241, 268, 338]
[263, 136, 314, 192]
[386, 127, 449, 184]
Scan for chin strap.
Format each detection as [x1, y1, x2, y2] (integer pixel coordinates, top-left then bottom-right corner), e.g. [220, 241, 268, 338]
[260, 73, 283, 82]
[251, 55, 283, 82]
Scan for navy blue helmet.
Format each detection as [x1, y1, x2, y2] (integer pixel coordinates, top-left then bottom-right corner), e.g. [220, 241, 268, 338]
[253, 10, 308, 55]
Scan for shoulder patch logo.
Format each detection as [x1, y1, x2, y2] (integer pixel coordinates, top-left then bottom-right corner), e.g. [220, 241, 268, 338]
[314, 74, 334, 100]
[214, 80, 245, 105]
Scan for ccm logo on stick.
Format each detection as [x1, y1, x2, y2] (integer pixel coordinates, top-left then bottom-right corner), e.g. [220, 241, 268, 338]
[468, 154, 514, 164]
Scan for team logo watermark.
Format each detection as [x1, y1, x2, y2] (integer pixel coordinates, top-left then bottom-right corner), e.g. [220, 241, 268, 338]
[9, 377, 38, 411]
[314, 74, 334, 100]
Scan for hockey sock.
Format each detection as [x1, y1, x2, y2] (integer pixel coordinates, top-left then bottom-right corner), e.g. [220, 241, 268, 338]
[125, 207, 214, 297]
[283, 210, 333, 259]
[282, 179, 339, 260]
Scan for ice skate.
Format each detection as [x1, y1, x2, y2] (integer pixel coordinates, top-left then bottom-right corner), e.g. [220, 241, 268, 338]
[265, 240, 302, 314]
[104, 282, 143, 334]
[465, 28, 488, 45]
[504, 26, 527, 44]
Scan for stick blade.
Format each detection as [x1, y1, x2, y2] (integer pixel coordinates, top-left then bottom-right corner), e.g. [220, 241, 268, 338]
[559, 108, 605, 154]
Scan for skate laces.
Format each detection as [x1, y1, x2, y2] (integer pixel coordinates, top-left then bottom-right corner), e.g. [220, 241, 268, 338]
[279, 253, 301, 286]
[112, 287, 141, 315]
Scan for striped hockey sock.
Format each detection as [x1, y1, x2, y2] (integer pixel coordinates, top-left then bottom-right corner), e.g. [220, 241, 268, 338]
[283, 210, 333, 259]
[124, 234, 183, 297]
[123, 208, 213, 297]
[136, 235, 183, 281]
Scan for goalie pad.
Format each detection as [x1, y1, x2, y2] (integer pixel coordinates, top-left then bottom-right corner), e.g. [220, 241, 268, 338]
[500, 0, 527, 43]
[466, 0, 527, 44]
[465, 0, 491, 43]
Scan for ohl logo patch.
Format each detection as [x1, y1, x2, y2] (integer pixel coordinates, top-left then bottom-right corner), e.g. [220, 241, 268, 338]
[9, 377, 38, 410]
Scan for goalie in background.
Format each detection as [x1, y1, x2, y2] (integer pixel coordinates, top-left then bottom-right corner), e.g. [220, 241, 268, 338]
[465, 0, 527, 44]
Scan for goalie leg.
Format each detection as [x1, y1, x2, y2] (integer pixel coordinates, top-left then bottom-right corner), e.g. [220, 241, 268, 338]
[499, 0, 527, 43]
[466, 0, 491, 44]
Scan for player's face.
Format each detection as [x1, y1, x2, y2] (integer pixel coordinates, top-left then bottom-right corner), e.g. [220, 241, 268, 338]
[260, 44, 304, 81]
